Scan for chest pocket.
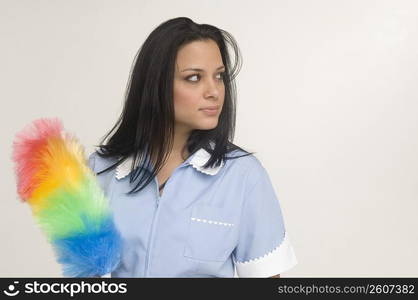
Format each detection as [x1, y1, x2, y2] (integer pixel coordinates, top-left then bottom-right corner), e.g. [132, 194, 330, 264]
[183, 203, 237, 262]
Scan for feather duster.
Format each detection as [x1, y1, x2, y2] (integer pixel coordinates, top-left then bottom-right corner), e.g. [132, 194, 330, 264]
[11, 117, 121, 277]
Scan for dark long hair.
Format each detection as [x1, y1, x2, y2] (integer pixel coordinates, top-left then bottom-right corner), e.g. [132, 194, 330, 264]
[94, 17, 254, 195]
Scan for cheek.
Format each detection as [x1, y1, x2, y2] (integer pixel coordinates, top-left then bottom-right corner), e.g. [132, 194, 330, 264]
[173, 85, 199, 116]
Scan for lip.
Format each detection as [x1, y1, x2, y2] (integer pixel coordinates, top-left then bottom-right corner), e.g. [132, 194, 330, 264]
[200, 106, 219, 116]
[200, 105, 220, 110]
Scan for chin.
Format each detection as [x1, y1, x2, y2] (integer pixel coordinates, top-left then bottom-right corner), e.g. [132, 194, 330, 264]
[195, 121, 219, 130]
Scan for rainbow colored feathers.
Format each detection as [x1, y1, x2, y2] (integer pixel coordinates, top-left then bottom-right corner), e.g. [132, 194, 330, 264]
[12, 117, 121, 277]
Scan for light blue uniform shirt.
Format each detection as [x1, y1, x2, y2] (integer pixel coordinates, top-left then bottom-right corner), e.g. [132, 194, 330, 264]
[88, 146, 297, 278]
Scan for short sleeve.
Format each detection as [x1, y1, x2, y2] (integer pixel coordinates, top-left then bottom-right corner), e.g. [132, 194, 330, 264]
[87, 152, 96, 172]
[233, 164, 298, 277]
[85, 151, 116, 198]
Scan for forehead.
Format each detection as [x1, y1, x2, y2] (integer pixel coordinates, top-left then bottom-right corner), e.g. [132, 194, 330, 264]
[175, 40, 223, 70]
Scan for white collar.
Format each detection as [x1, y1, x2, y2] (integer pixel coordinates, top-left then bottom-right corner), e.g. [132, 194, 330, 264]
[115, 147, 224, 180]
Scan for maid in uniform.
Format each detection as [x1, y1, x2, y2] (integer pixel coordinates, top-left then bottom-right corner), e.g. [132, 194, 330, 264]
[89, 17, 298, 278]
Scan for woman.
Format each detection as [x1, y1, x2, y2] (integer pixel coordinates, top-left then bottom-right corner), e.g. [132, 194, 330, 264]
[89, 17, 297, 278]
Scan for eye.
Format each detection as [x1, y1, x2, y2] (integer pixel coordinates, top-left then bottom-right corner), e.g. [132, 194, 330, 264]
[185, 72, 225, 83]
[186, 74, 200, 82]
[216, 72, 225, 80]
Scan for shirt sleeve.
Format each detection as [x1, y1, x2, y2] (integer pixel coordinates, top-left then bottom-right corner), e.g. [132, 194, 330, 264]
[87, 151, 108, 194]
[232, 163, 298, 277]
[87, 151, 96, 172]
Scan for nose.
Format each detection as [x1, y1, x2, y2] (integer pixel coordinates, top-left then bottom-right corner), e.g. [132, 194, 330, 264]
[203, 78, 220, 100]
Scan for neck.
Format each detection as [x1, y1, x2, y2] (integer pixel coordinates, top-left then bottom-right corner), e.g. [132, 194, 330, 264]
[171, 124, 191, 161]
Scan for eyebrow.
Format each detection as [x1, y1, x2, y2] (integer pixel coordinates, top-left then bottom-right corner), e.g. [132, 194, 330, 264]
[181, 66, 225, 72]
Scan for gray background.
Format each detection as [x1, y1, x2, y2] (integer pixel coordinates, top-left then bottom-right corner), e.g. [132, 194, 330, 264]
[1, 0, 417, 277]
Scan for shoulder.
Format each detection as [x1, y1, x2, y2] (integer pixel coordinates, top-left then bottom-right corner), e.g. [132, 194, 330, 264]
[224, 149, 267, 188]
[87, 151, 119, 173]
[87, 151, 120, 196]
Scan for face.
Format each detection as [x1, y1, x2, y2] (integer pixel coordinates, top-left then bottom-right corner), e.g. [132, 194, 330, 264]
[173, 39, 225, 133]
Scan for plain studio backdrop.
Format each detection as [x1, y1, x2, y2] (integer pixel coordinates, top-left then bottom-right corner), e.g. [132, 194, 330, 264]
[1, 0, 417, 277]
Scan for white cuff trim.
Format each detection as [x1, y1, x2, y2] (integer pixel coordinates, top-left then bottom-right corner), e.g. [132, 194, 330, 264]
[235, 231, 298, 277]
